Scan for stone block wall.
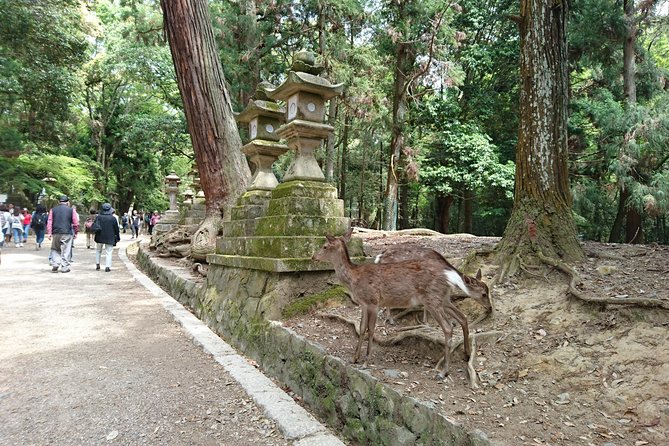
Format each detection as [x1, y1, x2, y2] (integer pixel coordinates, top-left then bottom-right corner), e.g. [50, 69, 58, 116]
[136, 245, 492, 446]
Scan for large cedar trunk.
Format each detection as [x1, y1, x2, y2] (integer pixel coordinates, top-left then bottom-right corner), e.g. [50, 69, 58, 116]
[496, 0, 584, 275]
[161, 0, 251, 259]
[383, 25, 415, 231]
[621, 0, 643, 243]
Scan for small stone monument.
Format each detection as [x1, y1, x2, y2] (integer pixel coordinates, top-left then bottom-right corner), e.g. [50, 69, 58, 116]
[183, 164, 206, 225]
[154, 172, 181, 235]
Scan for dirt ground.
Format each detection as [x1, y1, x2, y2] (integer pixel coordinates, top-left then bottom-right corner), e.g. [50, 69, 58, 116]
[0, 238, 290, 446]
[283, 231, 669, 446]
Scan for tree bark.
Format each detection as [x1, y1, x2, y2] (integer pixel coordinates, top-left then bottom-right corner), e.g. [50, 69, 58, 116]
[496, 0, 584, 273]
[339, 110, 350, 203]
[160, 0, 251, 260]
[383, 39, 414, 230]
[436, 195, 453, 234]
[463, 188, 474, 234]
[160, 0, 250, 218]
[621, 0, 644, 243]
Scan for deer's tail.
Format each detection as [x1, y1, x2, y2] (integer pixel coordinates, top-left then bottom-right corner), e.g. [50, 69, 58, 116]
[444, 269, 471, 296]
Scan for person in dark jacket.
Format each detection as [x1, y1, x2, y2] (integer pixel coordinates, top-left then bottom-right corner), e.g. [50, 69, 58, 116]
[94, 203, 120, 272]
[47, 195, 79, 273]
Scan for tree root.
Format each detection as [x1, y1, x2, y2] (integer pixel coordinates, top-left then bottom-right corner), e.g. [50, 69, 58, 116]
[536, 251, 669, 310]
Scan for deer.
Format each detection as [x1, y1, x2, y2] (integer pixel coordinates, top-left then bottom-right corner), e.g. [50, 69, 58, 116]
[374, 246, 492, 315]
[312, 228, 478, 378]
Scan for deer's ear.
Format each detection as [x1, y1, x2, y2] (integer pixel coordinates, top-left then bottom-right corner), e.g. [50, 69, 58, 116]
[325, 234, 336, 242]
[476, 268, 482, 280]
[343, 227, 353, 242]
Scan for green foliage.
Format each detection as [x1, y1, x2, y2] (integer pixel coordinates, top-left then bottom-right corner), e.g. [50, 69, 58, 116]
[0, 151, 99, 205]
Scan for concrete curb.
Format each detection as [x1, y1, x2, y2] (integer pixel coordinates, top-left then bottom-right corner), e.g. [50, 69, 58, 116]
[119, 243, 345, 446]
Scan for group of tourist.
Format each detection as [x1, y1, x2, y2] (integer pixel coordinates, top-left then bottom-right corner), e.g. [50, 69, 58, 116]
[1, 198, 162, 273]
[1, 203, 48, 249]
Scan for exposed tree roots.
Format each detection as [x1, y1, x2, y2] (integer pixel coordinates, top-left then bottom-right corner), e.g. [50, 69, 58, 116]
[536, 250, 669, 311]
[316, 312, 502, 388]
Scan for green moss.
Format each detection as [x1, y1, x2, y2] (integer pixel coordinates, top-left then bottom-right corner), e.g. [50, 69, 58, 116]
[281, 285, 348, 319]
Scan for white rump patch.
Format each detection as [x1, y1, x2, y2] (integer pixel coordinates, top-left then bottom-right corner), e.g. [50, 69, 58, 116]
[444, 270, 470, 296]
[374, 254, 383, 264]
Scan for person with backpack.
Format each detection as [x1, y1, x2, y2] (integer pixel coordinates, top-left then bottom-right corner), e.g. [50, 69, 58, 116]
[121, 212, 129, 234]
[10, 209, 24, 248]
[84, 209, 98, 249]
[30, 204, 48, 250]
[94, 203, 120, 272]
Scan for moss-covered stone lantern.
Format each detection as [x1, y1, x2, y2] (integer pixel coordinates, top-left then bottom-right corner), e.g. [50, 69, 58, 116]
[267, 50, 343, 181]
[235, 82, 289, 191]
[208, 50, 360, 272]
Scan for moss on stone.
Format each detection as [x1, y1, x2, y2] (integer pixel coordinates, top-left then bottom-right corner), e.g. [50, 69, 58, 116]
[281, 285, 348, 319]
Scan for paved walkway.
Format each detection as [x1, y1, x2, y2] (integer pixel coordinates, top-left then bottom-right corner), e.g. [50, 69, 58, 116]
[0, 234, 344, 446]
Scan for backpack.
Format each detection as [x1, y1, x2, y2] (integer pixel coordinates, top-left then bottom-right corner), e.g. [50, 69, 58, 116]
[32, 212, 47, 229]
[85, 217, 94, 231]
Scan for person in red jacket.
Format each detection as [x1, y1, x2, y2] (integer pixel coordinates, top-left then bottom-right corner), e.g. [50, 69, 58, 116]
[21, 208, 31, 244]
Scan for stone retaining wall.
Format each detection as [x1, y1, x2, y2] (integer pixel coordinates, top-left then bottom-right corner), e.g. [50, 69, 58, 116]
[136, 244, 491, 446]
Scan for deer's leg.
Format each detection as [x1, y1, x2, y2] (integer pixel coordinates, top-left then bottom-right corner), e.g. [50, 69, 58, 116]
[442, 304, 471, 360]
[365, 306, 379, 361]
[353, 308, 369, 363]
[428, 308, 454, 379]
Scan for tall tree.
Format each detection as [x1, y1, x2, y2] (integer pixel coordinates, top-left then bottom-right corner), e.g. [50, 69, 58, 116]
[496, 0, 584, 278]
[160, 0, 251, 259]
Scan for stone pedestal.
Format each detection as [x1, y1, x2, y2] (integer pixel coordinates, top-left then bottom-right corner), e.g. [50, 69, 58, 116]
[208, 180, 362, 272]
[183, 200, 206, 225]
[154, 210, 180, 236]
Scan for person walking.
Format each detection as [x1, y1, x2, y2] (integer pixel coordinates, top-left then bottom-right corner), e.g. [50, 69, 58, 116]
[10, 209, 24, 247]
[47, 195, 79, 273]
[130, 210, 141, 239]
[30, 204, 48, 250]
[121, 212, 129, 234]
[94, 202, 120, 272]
[149, 210, 161, 235]
[0, 205, 8, 248]
[21, 208, 31, 244]
[84, 209, 98, 249]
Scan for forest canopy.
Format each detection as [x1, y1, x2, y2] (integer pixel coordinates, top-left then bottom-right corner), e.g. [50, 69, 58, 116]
[1, 0, 668, 244]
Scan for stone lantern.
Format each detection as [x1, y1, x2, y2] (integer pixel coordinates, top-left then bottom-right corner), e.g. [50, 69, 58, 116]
[267, 50, 343, 181]
[209, 50, 359, 272]
[183, 188, 194, 205]
[165, 172, 181, 211]
[235, 82, 289, 191]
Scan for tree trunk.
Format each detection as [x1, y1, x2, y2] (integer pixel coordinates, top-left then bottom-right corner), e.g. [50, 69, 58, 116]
[339, 110, 350, 203]
[496, 0, 584, 275]
[399, 182, 409, 229]
[463, 188, 474, 234]
[383, 33, 415, 230]
[160, 0, 251, 260]
[318, 4, 338, 184]
[239, 0, 258, 106]
[609, 187, 628, 243]
[436, 195, 453, 234]
[621, 0, 643, 243]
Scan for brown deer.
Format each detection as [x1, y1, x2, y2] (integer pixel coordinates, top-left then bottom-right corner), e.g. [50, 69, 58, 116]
[312, 229, 477, 378]
[374, 246, 492, 313]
